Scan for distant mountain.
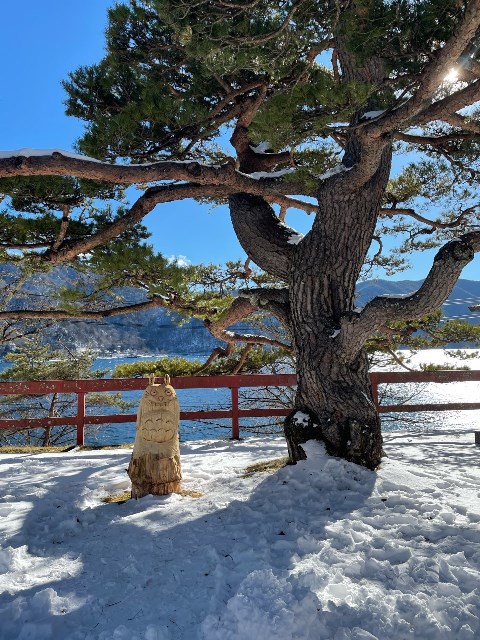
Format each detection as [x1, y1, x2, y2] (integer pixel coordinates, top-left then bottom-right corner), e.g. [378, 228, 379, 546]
[357, 279, 480, 325]
[3, 265, 480, 355]
[54, 311, 225, 356]
[55, 278, 480, 354]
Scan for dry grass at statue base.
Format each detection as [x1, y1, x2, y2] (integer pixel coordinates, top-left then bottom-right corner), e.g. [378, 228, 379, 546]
[81, 444, 133, 450]
[0, 445, 75, 454]
[102, 486, 203, 504]
[177, 488, 203, 498]
[0, 444, 134, 454]
[242, 456, 289, 477]
[102, 491, 132, 504]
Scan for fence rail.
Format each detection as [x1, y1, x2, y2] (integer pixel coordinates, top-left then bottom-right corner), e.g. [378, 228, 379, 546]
[0, 374, 296, 445]
[0, 370, 479, 445]
[369, 370, 480, 414]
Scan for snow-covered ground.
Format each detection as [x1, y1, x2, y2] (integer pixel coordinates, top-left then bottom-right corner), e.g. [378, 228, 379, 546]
[1, 425, 479, 639]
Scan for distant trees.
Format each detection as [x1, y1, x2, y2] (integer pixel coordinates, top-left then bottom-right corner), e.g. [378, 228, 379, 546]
[1, 0, 480, 467]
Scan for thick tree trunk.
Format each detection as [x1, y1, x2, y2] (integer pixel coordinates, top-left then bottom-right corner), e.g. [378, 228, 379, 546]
[282, 140, 392, 469]
[228, 112, 392, 470]
[285, 346, 382, 469]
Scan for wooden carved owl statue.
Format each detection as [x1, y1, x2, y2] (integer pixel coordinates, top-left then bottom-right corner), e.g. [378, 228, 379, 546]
[128, 375, 182, 498]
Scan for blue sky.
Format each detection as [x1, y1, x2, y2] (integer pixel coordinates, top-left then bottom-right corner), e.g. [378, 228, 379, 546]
[0, 1, 478, 281]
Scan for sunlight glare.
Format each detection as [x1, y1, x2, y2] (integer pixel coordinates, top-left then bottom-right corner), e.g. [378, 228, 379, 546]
[443, 68, 459, 84]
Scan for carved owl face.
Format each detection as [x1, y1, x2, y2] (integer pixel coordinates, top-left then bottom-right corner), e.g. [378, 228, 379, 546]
[143, 384, 177, 406]
[138, 383, 179, 443]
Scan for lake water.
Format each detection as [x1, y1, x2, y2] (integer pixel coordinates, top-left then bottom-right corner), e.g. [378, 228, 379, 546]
[2, 350, 480, 445]
[88, 354, 245, 445]
[86, 350, 480, 444]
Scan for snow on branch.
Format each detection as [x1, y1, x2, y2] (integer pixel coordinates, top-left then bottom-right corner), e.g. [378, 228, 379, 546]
[316, 164, 353, 181]
[239, 168, 296, 180]
[0, 149, 308, 197]
[0, 148, 103, 163]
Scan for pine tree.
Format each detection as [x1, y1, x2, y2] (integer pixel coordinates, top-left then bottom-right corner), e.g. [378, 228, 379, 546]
[1, 0, 480, 467]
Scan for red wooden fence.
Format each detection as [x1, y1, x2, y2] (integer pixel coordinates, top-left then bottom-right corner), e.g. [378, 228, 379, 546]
[370, 370, 480, 413]
[0, 370, 479, 445]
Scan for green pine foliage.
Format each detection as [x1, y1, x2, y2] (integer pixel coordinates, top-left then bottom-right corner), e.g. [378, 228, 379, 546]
[112, 346, 289, 378]
[0, 338, 107, 381]
[0, 0, 479, 376]
[0, 176, 122, 214]
[59, 0, 480, 280]
[60, 0, 472, 164]
[340, 0, 464, 70]
[1, 0, 478, 287]
[63, 0, 373, 161]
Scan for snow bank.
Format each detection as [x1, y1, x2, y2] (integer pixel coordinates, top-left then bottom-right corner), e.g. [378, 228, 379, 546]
[1, 430, 479, 639]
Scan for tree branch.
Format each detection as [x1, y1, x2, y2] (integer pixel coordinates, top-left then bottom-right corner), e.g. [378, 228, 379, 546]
[232, 343, 254, 373]
[380, 206, 476, 230]
[41, 183, 224, 264]
[0, 150, 309, 197]
[352, 232, 480, 345]
[433, 112, 480, 135]
[395, 131, 478, 146]
[51, 205, 71, 252]
[196, 342, 233, 374]
[265, 195, 318, 215]
[220, 0, 306, 46]
[204, 295, 291, 349]
[229, 194, 300, 280]
[239, 286, 291, 327]
[414, 78, 480, 127]
[367, 0, 480, 134]
[39, 181, 311, 266]
[0, 294, 214, 321]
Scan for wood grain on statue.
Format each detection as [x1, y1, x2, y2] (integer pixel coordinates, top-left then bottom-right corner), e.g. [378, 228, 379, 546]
[128, 377, 182, 497]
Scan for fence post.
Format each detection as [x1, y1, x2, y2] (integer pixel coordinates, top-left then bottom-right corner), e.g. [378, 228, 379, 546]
[231, 386, 240, 439]
[370, 374, 379, 409]
[77, 392, 86, 446]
